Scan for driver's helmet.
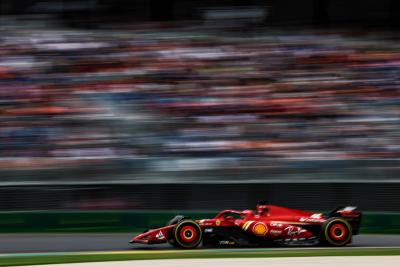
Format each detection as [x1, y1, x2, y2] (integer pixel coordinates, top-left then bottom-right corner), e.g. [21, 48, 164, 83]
[256, 200, 268, 215]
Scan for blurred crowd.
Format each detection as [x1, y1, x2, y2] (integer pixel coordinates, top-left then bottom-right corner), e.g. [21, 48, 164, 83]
[1, 18, 400, 183]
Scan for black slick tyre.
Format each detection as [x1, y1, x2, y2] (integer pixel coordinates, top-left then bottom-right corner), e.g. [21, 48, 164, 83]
[171, 220, 202, 249]
[321, 217, 352, 246]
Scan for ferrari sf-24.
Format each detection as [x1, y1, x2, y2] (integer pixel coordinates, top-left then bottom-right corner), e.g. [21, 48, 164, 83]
[130, 202, 361, 249]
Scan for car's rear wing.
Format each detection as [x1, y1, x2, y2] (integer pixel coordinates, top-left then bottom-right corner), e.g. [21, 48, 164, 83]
[329, 206, 358, 216]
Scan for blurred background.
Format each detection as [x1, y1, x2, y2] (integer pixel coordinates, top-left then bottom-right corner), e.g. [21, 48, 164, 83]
[0, 0, 400, 229]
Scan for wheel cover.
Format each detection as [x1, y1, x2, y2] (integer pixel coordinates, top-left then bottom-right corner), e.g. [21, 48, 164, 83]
[179, 225, 197, 242]
[329, 223, 347, 241]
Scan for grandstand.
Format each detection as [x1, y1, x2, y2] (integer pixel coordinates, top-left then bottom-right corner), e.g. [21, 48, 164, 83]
[0, 1, 400, 211]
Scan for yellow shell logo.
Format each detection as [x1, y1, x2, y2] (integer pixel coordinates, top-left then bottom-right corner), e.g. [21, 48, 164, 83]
[215, 219, 221, 226]
[252, 222, 267, 236]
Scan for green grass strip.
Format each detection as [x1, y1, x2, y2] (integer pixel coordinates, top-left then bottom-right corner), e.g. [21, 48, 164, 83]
[1, 248, 400, 266]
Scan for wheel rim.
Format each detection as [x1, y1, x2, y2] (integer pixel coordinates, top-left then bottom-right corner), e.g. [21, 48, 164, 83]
[329, 223, 347, 241]
[179, 225, 197, 242]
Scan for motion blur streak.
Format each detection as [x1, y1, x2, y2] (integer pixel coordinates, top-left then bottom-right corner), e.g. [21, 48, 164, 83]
[1, 18, 400, 186]
[0, 1, 400, 215]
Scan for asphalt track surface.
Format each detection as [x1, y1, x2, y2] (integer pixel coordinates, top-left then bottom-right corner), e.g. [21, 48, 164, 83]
[1, 234, 400, 253]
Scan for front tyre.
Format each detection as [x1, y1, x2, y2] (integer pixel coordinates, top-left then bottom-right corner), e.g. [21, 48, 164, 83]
[168, 215, 185, 225]
[171, 220, 202, 249]
[321, 217, 352, 246]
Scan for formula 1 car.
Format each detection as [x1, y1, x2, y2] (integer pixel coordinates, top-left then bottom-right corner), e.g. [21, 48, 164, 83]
[130, 201, 361, 249]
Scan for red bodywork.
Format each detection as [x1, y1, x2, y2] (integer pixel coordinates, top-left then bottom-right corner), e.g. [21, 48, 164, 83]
[130, 204, 361, 246]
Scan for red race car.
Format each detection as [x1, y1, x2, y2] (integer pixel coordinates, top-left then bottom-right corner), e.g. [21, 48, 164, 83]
[130, 201, 361, 249]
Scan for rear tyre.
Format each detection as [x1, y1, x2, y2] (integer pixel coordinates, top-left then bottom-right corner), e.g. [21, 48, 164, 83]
[321, 217, 352, 246]
[171, 220, 202, 249]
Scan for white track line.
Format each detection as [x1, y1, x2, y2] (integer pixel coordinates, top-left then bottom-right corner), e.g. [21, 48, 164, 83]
[21, 256, 400, 267]
[1, 246, 400, 257]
